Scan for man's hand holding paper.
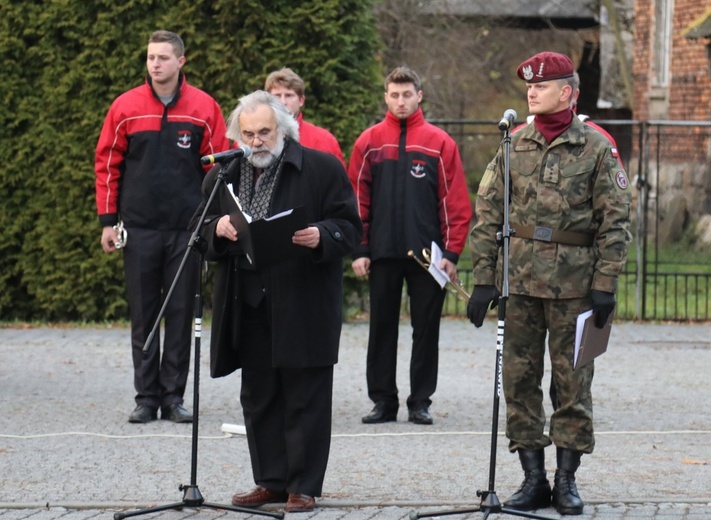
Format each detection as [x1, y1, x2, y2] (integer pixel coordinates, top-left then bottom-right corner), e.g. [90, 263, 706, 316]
[216, 214, 239, 241]
[427, 242, 454, 288]
[293, 226, 321, 249]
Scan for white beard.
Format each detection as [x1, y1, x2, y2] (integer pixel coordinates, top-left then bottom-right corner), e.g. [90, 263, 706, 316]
[248, 134, 285, 169]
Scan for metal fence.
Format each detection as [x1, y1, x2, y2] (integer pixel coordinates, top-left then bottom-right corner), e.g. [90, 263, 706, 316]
[434, 118, 711, 321]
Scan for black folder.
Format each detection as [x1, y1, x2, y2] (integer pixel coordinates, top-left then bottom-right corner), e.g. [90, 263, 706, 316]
[220, 185, 308, 268]
[573, 310, 614, 370]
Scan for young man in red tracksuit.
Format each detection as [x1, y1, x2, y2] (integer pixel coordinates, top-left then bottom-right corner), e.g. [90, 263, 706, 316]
[349, 66, 472, 425]
[95, 30, 229, 424]
[265, 67, 346, 169]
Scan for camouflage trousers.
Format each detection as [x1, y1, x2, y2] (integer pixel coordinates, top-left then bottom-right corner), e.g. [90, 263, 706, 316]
[503, 294, 595, 454]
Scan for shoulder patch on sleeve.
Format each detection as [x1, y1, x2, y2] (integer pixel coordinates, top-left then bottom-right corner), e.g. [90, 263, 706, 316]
[478, 165, 496, 195]
[614, 169, 629, 190]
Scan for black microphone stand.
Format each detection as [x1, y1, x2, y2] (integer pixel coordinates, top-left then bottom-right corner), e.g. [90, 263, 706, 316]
[409, 124, 555, 520]
[115, 163, 283, 520]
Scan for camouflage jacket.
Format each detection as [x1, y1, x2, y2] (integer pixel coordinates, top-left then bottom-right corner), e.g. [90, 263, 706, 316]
[470, 117, 632, 298]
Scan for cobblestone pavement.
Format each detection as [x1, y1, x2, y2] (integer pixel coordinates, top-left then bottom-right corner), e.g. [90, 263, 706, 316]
[2, 502, 711, 520]
[1, 320, 710, 519]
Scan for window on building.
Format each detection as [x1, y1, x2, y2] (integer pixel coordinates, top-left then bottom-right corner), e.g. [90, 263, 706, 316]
[653, 0, 674, 86]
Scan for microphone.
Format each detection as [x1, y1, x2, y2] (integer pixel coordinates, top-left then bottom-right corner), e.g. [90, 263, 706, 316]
[200, 145, 253, 165]
[498, 109, 518, 131]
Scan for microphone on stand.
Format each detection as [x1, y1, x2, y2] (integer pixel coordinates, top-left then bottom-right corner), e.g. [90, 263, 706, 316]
[200, 145, 253, 165]
[497, 109, 518, 131]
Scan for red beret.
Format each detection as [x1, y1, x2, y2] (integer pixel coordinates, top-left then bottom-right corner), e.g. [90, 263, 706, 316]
[517, 52, 575, 83]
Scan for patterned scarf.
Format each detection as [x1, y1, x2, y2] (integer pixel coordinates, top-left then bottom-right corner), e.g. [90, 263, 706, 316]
[237, 144, 287, 220]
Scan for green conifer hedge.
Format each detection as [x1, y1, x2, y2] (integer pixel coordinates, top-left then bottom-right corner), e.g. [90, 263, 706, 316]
[0, 0, 381, 321]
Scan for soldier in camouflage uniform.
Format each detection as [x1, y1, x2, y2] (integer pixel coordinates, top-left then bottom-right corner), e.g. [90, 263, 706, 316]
[467, 52, 632, 516]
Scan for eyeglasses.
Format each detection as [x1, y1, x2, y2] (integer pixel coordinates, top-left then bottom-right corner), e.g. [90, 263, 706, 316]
[241, 128, 275, 144]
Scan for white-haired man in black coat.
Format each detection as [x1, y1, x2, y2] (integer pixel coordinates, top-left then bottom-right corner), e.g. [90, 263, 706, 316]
[193, 90, 362, 513]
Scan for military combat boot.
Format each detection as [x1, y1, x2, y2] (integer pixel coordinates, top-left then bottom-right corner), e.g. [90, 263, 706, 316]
[552, 447, 585, 515]
[503, 449, 552, 511]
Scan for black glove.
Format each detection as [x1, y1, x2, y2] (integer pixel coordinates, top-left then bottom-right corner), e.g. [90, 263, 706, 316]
[591, 290, 616, 328]
[467, 285, 501, 327]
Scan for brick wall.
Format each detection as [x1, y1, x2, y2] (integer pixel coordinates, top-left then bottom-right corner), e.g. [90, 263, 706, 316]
[632, 1, 711, 241]
[669, 3, 711, 122]
[633, 0, 710, 124]
[633, 0, 652, 122]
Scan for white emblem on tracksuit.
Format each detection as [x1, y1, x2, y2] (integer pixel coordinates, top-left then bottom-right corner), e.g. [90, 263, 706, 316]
[410, 162, 426, 178]
[177, 131, 192, 149]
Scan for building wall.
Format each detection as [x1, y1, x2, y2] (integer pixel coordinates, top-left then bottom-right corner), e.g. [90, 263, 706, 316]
[668, 3, 711, 122]
[633, 0, 711, 124]
[632, 0, 711, 244]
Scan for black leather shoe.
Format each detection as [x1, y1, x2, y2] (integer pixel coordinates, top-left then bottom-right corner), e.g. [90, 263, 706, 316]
[161, 403, 193, 423]
[361, 402, 398, 424]
[128, 405, 157, 423]
[408, 403, 433, 425]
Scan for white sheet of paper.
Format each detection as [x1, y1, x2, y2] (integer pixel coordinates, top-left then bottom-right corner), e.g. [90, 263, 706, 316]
[265, 208, 294, 221]
[227, 183, 252, 222]
[574, 309, 594, 366]
[427, 241, 450, 289]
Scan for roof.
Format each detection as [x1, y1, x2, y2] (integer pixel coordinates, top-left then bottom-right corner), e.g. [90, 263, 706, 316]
[421, 0, 600, 29]
[683, 7, 711, 39]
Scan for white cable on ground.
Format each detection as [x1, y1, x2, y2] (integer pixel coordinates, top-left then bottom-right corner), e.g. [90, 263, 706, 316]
[1, 428, 710, 440]
[0, 432, 230, 440]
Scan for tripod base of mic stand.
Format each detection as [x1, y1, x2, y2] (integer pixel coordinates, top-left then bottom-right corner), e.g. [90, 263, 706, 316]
[113, 484, 284, 520]
[409, 490, 556, 520]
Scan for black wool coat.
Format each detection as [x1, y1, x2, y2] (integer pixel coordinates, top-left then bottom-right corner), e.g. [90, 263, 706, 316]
[194, 139, 362, 377]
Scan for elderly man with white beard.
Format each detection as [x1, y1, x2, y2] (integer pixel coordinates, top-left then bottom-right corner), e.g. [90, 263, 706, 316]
[192, 90, 362, 513]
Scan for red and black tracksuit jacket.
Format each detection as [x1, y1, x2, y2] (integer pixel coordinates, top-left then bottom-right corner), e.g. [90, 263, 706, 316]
[348, 108, 472, 263]
[95, 73, 228, 230]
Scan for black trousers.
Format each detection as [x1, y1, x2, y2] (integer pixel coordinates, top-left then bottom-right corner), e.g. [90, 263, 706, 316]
[239, 302, 334, 497]
[366, 258, 446, 409]
[123, 228, 197, 409]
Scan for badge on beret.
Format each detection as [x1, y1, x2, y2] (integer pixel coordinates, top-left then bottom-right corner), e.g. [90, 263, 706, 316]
[517, 52, 575, 83]
[521, 65, 534, 81]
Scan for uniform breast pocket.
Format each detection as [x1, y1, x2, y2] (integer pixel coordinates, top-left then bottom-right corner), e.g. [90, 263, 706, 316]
[560, 157, 596, 207]
[510, 156, 538, 206]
